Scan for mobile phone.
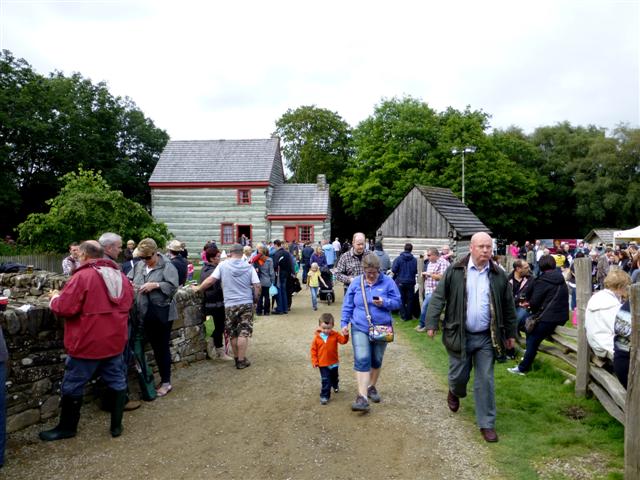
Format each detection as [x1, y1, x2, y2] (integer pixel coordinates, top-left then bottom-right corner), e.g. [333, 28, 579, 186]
[373, 296, 380, 301]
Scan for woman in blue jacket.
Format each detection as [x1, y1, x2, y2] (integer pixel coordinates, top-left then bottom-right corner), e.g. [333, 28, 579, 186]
[341, 254, 401, 412]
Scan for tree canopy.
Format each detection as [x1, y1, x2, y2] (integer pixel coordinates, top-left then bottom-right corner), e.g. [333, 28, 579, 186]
[0, 50, 169, 236]
[17, 169, 170, 253]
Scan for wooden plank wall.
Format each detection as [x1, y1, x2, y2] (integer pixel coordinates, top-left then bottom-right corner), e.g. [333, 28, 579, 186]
[378, 188, 450, 238]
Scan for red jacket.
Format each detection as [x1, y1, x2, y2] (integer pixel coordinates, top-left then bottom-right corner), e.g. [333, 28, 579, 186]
[50, 258, 134, 359]
[310, 329, 349, 367]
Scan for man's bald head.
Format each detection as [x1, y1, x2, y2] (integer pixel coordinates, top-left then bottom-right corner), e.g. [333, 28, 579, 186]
[352, 232, 366, 255]
[79, 240, 104, 262]
[469, 232, 493, 268]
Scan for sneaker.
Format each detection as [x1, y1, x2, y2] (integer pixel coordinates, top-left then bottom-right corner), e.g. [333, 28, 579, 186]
[351, 395, 370, 412]
[367, 385, 381, 403]
[333, 387, 339, 393]
[320, 397, 329, 405]
[415, 326, 427, 332]
[507, 366, 525, 376]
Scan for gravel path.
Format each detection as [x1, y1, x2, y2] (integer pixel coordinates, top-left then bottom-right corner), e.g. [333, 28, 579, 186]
[3, 287, 503, 479]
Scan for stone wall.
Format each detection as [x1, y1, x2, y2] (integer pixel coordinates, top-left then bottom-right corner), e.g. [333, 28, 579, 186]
[0, 271, 207, 433]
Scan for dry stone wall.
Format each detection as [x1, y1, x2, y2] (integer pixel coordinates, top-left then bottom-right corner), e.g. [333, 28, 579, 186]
[0, 271, 208, 433]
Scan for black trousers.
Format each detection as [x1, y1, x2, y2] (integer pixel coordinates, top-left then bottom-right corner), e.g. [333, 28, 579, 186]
[144, 318, 173, 384]
[205, 306, 226, 348]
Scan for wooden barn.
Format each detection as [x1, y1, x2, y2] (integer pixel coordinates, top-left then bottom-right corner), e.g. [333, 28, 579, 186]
[583, 229, 616, 247]
[376, 185, 491, 260]
[148, 138, 331, 254]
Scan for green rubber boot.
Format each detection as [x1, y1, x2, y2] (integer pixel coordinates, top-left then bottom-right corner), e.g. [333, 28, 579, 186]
[39, 396, 82, 441]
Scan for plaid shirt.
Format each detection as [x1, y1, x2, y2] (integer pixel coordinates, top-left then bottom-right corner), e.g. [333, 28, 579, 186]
[334, 248, 364, 285]
[424, 257, 449, 294]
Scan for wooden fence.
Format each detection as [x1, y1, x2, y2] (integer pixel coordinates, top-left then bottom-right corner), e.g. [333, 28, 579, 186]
[0, 254, 66, 274]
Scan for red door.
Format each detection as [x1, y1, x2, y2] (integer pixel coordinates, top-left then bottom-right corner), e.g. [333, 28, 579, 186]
[284, 226, 297, 243]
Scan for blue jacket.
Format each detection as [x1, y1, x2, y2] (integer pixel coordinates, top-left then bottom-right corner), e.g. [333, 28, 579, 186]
[341, 273, 402, 334]
[391, 251, 417, 285]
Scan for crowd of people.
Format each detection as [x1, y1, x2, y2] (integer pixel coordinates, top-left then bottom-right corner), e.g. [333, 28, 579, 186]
[2, 228, 639, 469]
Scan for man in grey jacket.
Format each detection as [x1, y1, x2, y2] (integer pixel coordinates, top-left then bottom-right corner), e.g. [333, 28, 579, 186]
[373, 241, 391, 272]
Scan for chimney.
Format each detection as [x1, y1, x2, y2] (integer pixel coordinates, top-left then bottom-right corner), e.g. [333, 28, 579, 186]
[316, 174, 327, 191]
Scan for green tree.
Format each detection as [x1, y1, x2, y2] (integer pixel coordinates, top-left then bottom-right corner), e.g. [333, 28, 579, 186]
[273, 105, 353, 185]
[17, 169, 170, 253]
[0, 50, 169, 236]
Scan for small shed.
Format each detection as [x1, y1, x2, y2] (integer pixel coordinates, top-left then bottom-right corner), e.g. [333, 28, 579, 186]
[376, 185, 491, 260]
[583, 229, 616, 247]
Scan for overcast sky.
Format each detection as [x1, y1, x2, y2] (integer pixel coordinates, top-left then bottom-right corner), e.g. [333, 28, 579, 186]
[2, 0, 638, 141]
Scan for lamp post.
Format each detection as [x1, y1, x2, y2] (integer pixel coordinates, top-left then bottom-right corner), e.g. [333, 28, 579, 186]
[451, 146, 476, 204]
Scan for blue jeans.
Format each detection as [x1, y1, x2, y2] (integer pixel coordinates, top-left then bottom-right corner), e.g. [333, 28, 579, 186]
[319, 366, 339, 398]
[418, 293, 433, 328]
[61, 354, 127, 397]
[515, 307, 529, 329]
[0, 361, 5, 466]
[448, 331, 496, 429]
[518, 321, 558, 372]
[275, 275, 289, 313]
[302, 264, 310, 284]
[310, 286, 319, 309]
[351, 328, 388, 372]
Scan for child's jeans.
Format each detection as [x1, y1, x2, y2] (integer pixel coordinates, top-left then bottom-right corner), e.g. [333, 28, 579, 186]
[310, 286, 319, 309]
[319, 366, 339, 398]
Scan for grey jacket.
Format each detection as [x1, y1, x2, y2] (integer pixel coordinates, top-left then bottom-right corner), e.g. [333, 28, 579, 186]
[128, 253, 179, 322]
[256, 257, 275, 287]
[373, 249, 391, 271]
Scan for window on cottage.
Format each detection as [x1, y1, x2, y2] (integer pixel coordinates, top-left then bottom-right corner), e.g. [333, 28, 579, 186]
[237, 189, 251, 205]
[298, 225, 313, 243]
[221, 223, 234, 244]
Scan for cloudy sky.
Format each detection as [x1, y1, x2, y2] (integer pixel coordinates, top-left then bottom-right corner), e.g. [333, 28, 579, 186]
[2, 0, 638, 141]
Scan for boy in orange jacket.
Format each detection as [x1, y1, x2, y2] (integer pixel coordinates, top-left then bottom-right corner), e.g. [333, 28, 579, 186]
[310, 313, 349, 405]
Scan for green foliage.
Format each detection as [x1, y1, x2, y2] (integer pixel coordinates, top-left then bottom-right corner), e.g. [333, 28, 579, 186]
[0, 50, 169, 236]
[17, 169, 170, 253]
[396, 320, 624, 479]
[273, 105, 353, 185]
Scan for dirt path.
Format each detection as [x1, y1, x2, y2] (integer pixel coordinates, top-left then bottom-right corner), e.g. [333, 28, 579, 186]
[4, 287, 503, 480]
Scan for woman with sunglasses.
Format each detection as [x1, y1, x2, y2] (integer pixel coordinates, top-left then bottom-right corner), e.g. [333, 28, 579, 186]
[129, 238, 179, 397]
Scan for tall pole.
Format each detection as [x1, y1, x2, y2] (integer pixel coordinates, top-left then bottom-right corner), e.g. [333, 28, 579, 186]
[461, 150, 465, 204]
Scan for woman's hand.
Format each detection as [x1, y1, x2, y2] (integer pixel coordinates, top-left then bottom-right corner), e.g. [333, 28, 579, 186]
[341, 325, 349, 336]
[139, 282, 160, 293]
[372, 297, 383, 307]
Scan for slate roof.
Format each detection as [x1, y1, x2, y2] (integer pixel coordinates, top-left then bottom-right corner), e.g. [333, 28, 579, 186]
[416, 185, 491, 237]
[269, 184, 330, 216]
[149, 138, 283, 184]
[584, 229, 616, 245]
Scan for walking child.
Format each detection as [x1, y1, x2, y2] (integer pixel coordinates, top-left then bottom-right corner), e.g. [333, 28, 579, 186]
[310, 313, 349, 405]
[307, 262, 329, 311]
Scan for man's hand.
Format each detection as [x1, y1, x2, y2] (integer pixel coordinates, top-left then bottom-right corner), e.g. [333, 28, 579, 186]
[48, 289, 60, 299]
[504, 337, 516, 350]
[427, 329, 436, 338]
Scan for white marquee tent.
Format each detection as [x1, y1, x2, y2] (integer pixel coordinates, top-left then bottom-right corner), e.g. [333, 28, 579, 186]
[613, 226, 640, 244]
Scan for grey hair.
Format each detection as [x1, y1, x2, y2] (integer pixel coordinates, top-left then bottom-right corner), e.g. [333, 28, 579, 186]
[427, 247, 439, 256]
[98, 232, 122, 247]
[361, 253, 380, 270]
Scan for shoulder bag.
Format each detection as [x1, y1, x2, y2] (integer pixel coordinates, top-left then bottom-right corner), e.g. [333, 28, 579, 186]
[524, 286, 561, 333]
[360, 276, 394, 342]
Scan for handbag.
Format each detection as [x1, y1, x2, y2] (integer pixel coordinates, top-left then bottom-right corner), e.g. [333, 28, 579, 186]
[524, 286, 561, 334]
[360, 276, 394, 342]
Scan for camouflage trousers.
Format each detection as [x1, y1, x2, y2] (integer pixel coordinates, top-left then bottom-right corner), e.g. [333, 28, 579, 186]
[224, 303, 254, 338]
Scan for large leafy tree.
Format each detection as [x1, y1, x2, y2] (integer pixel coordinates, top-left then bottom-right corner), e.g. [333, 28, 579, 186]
[273, 105, 353, 185]
[0, 50, 169, 236]
[17, 169, 170, 253]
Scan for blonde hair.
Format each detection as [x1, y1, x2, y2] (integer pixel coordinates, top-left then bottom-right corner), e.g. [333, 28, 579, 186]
[311, 262, 319, 270]
[604, 269, 631, 291]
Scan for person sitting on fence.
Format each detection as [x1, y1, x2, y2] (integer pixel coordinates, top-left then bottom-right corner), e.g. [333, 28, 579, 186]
[62, 242, 80, 276]
[507, 255, 569, 376]
[585, 269, 631, 362]
[613, 300, 631, 388]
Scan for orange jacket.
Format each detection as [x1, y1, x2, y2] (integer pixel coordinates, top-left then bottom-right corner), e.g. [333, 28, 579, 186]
[310, 329, 349, 367]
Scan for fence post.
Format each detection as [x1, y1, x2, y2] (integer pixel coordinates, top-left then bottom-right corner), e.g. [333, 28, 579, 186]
[625, 283, 640, 478]
[575, 257, 591, 396]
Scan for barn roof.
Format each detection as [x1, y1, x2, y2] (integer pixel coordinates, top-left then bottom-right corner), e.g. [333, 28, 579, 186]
[583, 229, 616, 245]
[149, 138, 283, 184]
[269, 184, 330, 216]
[415, 185, 491, 237]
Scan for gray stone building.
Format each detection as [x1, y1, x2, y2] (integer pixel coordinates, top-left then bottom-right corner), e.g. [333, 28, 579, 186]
[149, 138, 331, 253]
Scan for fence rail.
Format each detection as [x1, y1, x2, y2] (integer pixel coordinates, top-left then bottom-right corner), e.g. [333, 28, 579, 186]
[0, 254, 65, 274]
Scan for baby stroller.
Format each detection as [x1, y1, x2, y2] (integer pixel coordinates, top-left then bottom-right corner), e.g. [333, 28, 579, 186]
[318, 268, 335, 305]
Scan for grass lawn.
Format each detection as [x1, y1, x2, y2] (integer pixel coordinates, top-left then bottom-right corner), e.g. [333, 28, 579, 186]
[395, 319, 625, 480]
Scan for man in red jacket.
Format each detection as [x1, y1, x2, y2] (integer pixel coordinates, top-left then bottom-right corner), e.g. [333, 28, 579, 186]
[40, 240, 134, 441]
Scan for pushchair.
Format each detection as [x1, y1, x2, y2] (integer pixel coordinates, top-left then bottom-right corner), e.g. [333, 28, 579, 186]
[318, 268, 335, 305]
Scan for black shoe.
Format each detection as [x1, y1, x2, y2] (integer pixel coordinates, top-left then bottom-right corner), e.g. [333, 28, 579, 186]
[351, 395, 370, 412]
[236, 358, 251, 369]
[110, 390, 127, 437]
